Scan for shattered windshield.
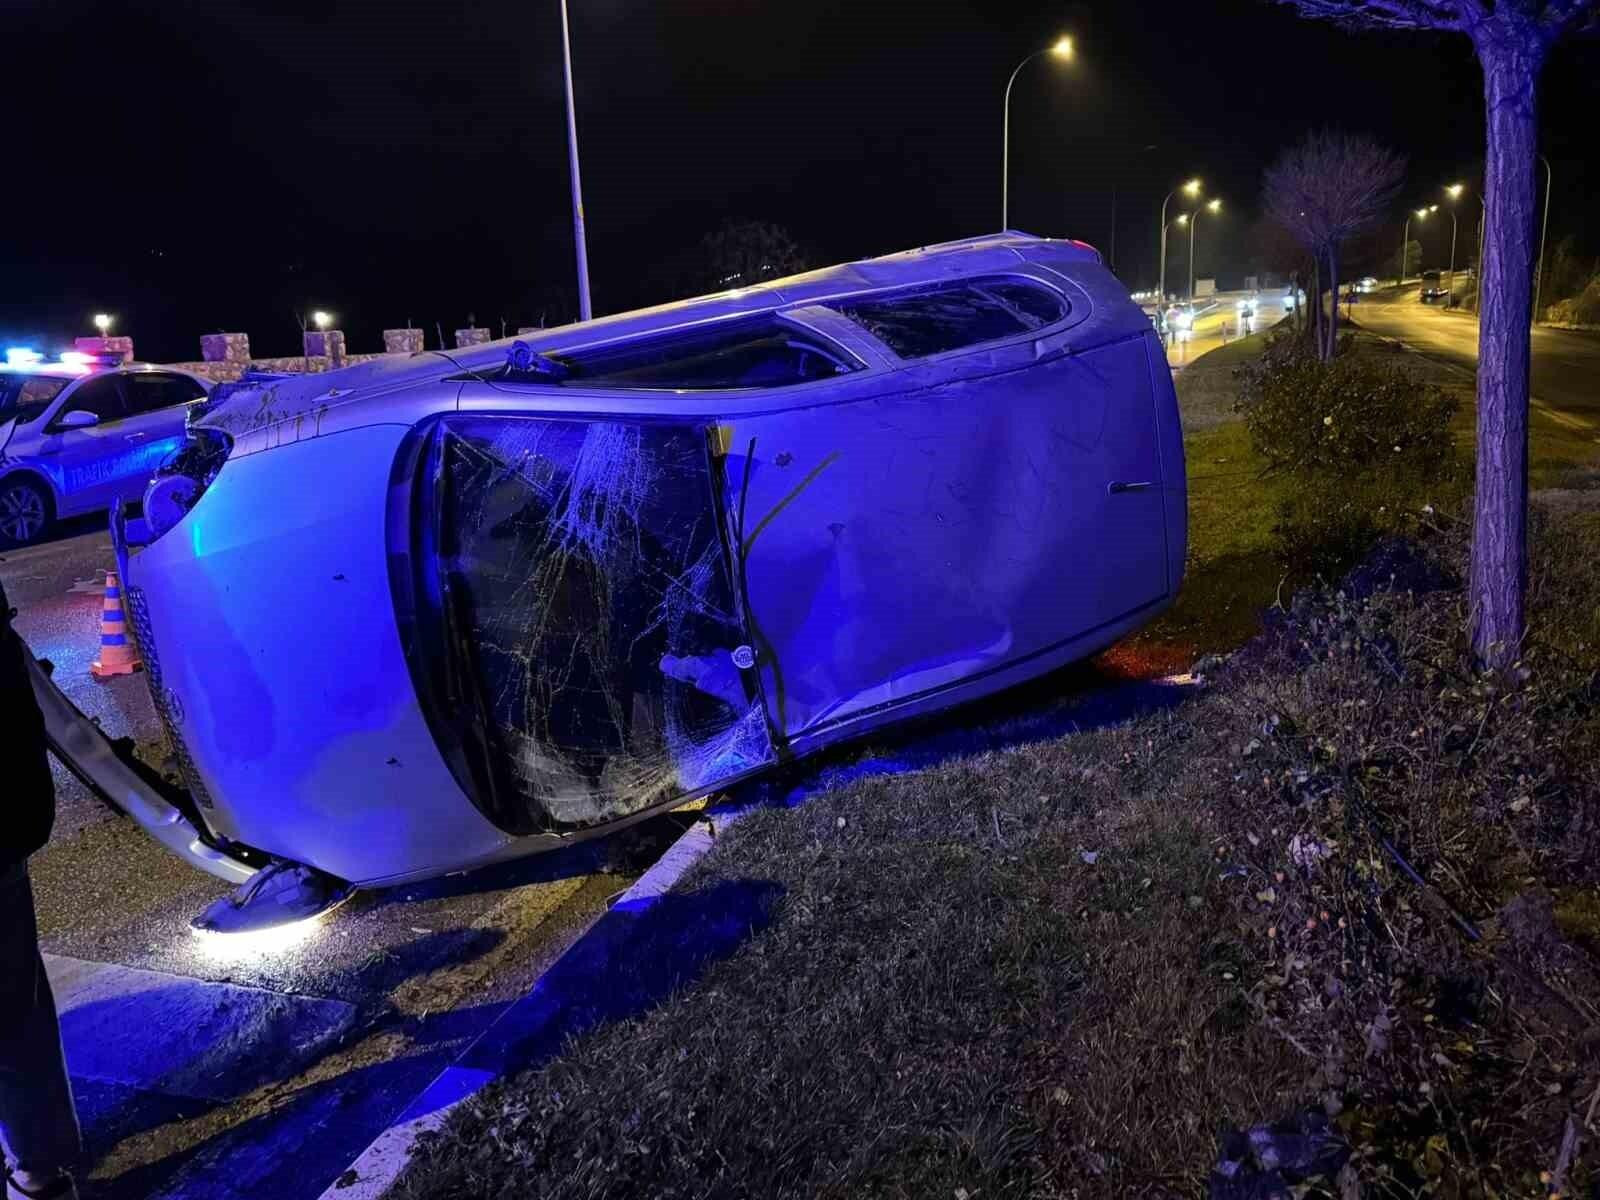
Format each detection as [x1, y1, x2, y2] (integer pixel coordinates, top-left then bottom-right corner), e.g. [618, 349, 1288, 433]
[0, 374, 69, 425]
[829, 277, 1068, 359]
[410, 415, 774, 834]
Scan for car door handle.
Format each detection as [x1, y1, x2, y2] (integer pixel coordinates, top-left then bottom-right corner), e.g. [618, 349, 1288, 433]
[124, 432, 148, 442]
[1108, 480, 1157, 495]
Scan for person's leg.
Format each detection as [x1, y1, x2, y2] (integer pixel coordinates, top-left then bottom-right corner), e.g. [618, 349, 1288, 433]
[0, 862, 81, 1191]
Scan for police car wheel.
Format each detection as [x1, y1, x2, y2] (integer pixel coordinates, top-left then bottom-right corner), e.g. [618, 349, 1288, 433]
[0, 478, 52, 547]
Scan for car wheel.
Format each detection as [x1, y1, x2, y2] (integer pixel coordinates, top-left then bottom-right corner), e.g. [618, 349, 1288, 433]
[0, 477, 53, 547]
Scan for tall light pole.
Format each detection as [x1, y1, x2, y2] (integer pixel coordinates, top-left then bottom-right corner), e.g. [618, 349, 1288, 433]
[560, 0, 592, 321]
[1444, 183, 1464, 305]
[1475, 194, 1486, 314]
[1399, 206, 1432, 288]
[1001, 36, 1074, 232]
[1533, 153, 1552, 325]
[1108, 143, 1158, 277]
[1188, 197, 1221, 303]
[1158, 178, 1201, 302]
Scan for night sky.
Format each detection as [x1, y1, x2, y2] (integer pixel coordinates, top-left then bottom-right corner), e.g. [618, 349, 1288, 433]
[5, 0, 1598, 360]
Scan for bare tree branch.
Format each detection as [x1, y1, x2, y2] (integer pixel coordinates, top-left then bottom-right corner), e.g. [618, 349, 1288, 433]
[1268, 0, 1472, 31]
[1271, 0, 1599, 35]
[1262, 131, 1405, 358]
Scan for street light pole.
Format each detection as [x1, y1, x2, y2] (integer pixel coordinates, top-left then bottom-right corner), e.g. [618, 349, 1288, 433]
[1188, 198, 1220, 303]
[1442, 183, 1468, 306]
[1158, 178, 1201, 302]
[1188, 213, 1197, 302]
[1002, 37, 1073, 232]
[1476, 195, 1486, 314]
[560, 0, 592, 321]
[1399, 215, 1411, 289]
[1399, 207, 1431, 288]
[1533, 152, 1552, 325]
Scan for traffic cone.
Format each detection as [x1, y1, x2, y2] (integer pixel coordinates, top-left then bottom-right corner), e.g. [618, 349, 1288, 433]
[91, 570, 142, 679]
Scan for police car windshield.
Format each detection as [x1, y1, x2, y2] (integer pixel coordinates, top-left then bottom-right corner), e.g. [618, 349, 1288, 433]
[0, 374, 70, 425]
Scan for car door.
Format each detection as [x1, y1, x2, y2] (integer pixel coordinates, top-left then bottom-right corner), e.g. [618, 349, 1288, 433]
[38, 374, 134, 515]
[113, 372, 207, 501]
[724, 281, 1170, 743]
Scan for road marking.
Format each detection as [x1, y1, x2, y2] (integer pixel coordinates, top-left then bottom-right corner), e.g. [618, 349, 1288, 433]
[1365, 330, 1599, 441]
[318, 815, 735, 1200]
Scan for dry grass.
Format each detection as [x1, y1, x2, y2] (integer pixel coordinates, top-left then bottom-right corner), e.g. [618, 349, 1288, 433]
[395, 507, 1600, 1199]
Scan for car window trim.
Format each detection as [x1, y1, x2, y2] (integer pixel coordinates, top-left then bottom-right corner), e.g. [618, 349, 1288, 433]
[122, 370, 199, 416]
[825, 271, 1077, 364]
[463, 311, 875, 396]
[48, 373, 128, 431]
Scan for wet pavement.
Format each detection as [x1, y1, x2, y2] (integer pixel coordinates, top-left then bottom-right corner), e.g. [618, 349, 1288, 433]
[2, 518, 684, 1199]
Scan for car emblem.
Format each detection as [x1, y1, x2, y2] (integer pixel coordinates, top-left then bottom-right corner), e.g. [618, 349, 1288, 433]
[731, 645, 756, 670]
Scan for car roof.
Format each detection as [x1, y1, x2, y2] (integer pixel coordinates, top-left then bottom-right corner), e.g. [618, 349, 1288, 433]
[197, 231, 1121, 447]
[0, 361, 201, 381]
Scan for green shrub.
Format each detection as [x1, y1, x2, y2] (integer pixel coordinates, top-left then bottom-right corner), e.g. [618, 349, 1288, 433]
[1235, 336, 1461, 573]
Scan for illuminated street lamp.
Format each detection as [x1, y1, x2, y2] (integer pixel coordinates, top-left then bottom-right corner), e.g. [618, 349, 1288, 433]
[92, 313, 112, 337]
[1158, 178, 1202, 303]
[1399, 206, 1434, 288]
[312, 310, 333, 331]
[1001, 36, 1075, 231]
[1443, 183, 1465, 303]
[1188, 197, 1222, 303]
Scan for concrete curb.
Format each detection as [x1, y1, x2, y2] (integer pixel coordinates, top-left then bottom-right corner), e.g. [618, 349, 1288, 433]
[317, 807, 742, 1200]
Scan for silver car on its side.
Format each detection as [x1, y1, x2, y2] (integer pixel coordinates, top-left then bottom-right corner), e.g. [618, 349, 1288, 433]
[0, 355, 212, 546]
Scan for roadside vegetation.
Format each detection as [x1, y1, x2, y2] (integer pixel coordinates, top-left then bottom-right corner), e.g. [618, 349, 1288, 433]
[396, 328, 1600, 1197]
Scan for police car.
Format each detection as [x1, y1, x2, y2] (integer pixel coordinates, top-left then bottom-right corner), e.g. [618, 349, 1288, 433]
[0, 349, 212, 546]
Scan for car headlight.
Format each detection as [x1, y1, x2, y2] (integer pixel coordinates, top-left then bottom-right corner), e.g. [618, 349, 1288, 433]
[144, 427, 233, 541]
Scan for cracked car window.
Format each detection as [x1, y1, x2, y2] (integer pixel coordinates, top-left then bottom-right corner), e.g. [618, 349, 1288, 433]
[492, 318, 857, 390]
[0, 375, 69, 425]
[829, 277, 1067, 359]
[423, 415, 774, 834]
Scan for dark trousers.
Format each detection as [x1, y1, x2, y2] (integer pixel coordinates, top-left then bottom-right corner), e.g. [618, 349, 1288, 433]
[0, 862, 80, 1175]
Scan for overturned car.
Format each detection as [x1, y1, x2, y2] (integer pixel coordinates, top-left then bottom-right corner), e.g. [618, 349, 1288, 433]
[32, 233, 1187, 903]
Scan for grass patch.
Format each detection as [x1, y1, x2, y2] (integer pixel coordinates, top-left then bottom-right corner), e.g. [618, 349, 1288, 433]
[394, 328, 1600, 1199]
[397, 512, 1600, 1199]
[1116, 329, 1600, 671]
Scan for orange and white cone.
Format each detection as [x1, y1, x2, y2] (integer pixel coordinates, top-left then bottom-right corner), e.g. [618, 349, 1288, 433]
[91, 570, 141, 679]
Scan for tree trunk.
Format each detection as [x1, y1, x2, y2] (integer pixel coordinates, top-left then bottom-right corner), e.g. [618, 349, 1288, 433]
[1309, 255, 1322, 351]
[1468, 20, 1544, 668]
[1325, 245, 1340, 361]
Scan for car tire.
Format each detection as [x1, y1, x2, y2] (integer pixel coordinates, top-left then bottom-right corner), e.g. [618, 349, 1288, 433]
[0, 476, 53, 547]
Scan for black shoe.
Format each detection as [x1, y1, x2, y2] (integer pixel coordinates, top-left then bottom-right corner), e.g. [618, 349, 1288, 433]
[4, 1168, 79, 1200]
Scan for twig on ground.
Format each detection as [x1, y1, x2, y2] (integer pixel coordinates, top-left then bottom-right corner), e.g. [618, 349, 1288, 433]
[1547, 1078, 1600, 1197]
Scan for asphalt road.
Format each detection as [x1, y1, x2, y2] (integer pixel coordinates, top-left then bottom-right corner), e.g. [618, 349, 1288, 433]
[2, 521, 683, 1200]
[1353, 288, 1600, 427]
[1153, 291, 1292, 368]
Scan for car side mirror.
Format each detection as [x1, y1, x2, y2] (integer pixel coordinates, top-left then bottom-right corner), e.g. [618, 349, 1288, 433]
[56, 410, 100, 430]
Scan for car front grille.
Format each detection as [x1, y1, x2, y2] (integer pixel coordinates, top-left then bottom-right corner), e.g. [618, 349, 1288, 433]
[125, 584, 216, 811]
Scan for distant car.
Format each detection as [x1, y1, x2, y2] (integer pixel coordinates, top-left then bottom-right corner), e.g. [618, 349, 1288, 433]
[1419, 270, 1449, 304]
[1281, 288, 1304, 311]
[0, 353, 212, 546]
[28, 233, 1189, 907]
[1356, 276, 1379, 294]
